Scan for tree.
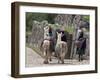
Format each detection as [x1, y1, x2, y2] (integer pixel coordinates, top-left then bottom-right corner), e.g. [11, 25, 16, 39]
[26, 12, 57, 32]
[26, 12, 48, 32]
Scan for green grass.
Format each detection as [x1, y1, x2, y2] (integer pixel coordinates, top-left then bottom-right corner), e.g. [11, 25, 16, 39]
[26, 31, 32, 37]
[65, 26, 74, 34]
[51, 24, 74, 34]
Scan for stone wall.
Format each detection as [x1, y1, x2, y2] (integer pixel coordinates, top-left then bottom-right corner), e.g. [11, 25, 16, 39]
[28, 20, 48, 48]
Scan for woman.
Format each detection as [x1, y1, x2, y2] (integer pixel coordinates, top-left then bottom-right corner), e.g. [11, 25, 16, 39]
[48, 26, 53, 40]
[48, 25, 55, 52]
[76, 27, 86, 61]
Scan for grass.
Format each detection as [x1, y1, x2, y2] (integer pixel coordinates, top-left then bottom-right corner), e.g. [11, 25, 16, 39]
[26, 31, 32, 37]
[65, 26, 74, 34]
[51, 24, 74, 34]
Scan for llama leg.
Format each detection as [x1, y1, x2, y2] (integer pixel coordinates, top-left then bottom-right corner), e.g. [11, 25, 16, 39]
[61, 57, 64, 64]
[43, 50, 46, 56]
[61, 53, 65, 64]
[58, 57, 60, 63]
[43, 51, 48, 64]
[57, 54, 60, 63]
[49, 54, 52, 61]
[48, 51, 52, 61]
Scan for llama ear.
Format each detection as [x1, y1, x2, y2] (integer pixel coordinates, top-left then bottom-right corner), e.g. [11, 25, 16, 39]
[61, 32, 62, 35]
[57, 32, 58, 35]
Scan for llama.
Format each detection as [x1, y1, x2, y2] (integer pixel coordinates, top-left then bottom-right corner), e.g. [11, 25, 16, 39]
[41, 26, 52, 64]
[55, 32, 68, 64]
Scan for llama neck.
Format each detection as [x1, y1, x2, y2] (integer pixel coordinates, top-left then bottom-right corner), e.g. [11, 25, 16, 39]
[57, 37, 61, 44]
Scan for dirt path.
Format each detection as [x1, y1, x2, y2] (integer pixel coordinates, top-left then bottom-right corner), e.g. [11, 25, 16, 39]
[26, 47, 89, 67]
[26, 47, 44, 67]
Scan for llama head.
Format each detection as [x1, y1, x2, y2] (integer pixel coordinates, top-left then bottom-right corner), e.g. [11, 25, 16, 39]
[57, 32, 62, 41]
